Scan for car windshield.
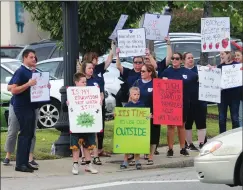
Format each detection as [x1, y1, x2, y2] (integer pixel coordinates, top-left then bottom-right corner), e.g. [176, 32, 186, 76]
[1, 47, 23, 59]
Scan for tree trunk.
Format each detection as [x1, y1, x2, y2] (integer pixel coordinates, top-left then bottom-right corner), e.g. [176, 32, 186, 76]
[200, 1, 212, 66]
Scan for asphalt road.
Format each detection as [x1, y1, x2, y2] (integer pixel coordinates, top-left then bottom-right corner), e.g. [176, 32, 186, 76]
[2, 167, 242, 190]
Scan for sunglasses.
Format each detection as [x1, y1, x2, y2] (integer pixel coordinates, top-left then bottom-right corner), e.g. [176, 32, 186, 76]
[171, 57, 180, 61]
[134, 61, 143, 64]
[141, 70, 147, 73]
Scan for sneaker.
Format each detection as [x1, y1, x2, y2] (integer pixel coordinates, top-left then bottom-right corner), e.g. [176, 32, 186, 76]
[2, 158, 10, 165]
[135, 163, 142, 170]
[180, 148, 190, 156]
[188, 143, 199, 151]
[85, 163, 98, 174]
[199, 143, 204, 149]
[80, 157, 86, 165]
[29, 160, 39, 168]
[72, 163, 79, 175]
[167, 149, 174, 157]
[185, 141, 189, 149]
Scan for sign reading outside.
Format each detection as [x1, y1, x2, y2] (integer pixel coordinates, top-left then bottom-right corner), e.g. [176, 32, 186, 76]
[67, 86, 102, 133]
[198, 65, 221, 103]
[113, 107, 150, 154]
[221, 63, 243, 89]
[153, 79, 183, 126]
[201, 17, 231, 52]
[117, 28, 146, 58]
[31, 72, 50, 102]
[143, 13, 171, 41]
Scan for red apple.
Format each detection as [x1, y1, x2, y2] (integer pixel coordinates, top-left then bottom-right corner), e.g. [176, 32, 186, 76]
[203, 43, 207, 50]
[222, 38, 229, 48]
[209, 42, 213, 49]
[215, 42, 219, 49]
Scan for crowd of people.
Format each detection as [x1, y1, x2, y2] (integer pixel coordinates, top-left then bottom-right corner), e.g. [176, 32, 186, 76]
[2, 37, 242, 174]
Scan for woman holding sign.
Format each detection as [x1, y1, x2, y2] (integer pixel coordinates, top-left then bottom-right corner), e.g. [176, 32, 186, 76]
[133, 64, 160, 165]
[161, 52, 198, 157]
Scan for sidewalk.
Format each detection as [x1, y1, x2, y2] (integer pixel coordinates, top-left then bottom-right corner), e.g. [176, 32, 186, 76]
[1, 144, 199, 178]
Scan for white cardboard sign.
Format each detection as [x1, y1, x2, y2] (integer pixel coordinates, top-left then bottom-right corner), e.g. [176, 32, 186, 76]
[109, 14, 128, 40]
[221, 63, 243, 89]
[117, 28, 146, 58]
[143, 13, 171, 41]
[67, 86, 102, 133]
[31, 72, 50, 102]
[198, 66, 221, 103]
[201, 17, 231, 52]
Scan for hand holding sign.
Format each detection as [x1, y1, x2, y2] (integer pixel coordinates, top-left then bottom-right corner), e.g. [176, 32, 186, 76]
[28, 78, 37, 87]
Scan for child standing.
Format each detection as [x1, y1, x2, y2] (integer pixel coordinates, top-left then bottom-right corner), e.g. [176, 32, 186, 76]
[68, 73, 98, 175]
[120, 87, 145, 170]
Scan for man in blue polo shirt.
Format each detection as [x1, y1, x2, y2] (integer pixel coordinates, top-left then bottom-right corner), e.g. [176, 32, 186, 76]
[10, 49, 38, 173]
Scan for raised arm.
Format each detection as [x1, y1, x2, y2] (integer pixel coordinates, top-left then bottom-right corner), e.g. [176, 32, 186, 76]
[145, 48, 157, 69]
[116, 48, 124, 75]
[104, 41, 115, 70]
[165, 37, 172, 66]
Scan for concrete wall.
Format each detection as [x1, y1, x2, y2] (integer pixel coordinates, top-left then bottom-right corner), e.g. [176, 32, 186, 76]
[1, 1, 50, 45]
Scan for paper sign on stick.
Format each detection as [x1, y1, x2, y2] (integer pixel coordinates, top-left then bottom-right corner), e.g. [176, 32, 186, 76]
[117, 28, 146, 57]
[221, 63, 243, 89]
[198, 65, 221, 103]
[31, 72, 50, 102]
[201, 17, 231, 52]
[109, 14, 128, 40]
[153, 79, 183, 126]
[67, 86, 102, 133]
[113, 107, 150, 154]
[143, 13, 171, 41]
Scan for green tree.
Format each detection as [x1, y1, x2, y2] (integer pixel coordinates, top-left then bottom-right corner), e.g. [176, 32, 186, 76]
[21, 1, 166, 55]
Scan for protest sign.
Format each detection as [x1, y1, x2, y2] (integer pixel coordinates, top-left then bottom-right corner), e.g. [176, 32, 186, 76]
[221, 63, 243, 89]
[67, 86, 102, 133]
[113, 107, 150, 154]
[31, 72, 50, 102]
[117, 28, 146, 57]
[109, 14, 128, 41]
[198, 65, 221, 103]
[153, 79, 183, 126]
[201, 17, 231, 52]
[143, 13, 171, 41]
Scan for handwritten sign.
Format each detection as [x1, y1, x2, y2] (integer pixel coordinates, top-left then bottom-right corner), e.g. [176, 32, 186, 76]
[153, 79, 183, 126]
[143, 13, 171, 41]
[198, 66, 221, 103]
[201, 17, 231, 52]
[31, 72, 50, 102]
[221, 63, 243, 89]
[109, 14, 128, 41]
[117, 28, 146, 58]
[113, 107, 150, 154]
[67, 86, 102, 133]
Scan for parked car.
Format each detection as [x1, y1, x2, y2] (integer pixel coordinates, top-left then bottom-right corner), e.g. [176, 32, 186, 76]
[1, 45, 24, 59]
[194, 127, 243, 187]
[0, 92, 11, 131]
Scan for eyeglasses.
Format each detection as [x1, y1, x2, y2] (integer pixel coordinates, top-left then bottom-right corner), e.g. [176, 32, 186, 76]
[141, 70, 147, 73]
[134, 61, 143, 64]
[171, 57, 180, 61]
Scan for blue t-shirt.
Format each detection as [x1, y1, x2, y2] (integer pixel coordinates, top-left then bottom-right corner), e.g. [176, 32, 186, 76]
[161, 67, 198, 104]
[157, 58, 167, 78]
[121, 67, 141, 89]
[11, 65, 36, 108]
[86, 76, 103, 93]
[217, 61, 241, 99]
[124, 101, 145, 108]
[94, 62, 106, 93]
[133, 79, 153, 111]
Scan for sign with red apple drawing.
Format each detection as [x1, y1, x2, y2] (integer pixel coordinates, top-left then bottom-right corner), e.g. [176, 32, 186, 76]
[117, 28, 146, 58]
[201, 17, 231, 52]
[221, 63, 243, 89]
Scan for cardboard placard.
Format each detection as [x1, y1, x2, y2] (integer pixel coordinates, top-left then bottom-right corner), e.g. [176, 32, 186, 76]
[153, 79, 183, 126]
[113, 107, 150, 154]
[109, 14, 128, 40]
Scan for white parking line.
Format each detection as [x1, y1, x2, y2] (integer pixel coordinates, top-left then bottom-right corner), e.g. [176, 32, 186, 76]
[59, 179, 200, 190]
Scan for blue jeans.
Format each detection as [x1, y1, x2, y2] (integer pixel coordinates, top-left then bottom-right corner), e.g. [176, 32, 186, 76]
[239, 100, 243, 127]
[218, 98, 240, 134]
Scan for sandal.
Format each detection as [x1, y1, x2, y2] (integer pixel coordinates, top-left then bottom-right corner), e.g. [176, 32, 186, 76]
[98, 151, 111, 157]
[144, 154, 149, 160]
[128, 154, 134, 161]
[80, 157, 86, 165]
[129, 160, 135, 166]
[147, 160, 154, 165]
[120, 164, 128, 169]
[93, 157, 102, 165]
